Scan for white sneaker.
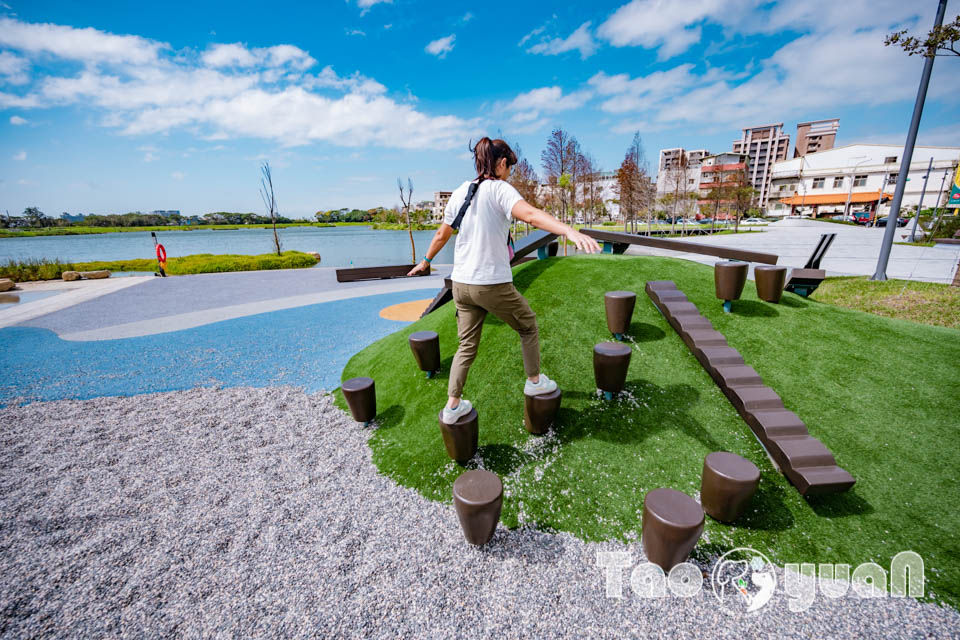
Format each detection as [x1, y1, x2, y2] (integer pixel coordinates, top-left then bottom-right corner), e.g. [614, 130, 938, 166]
[524, 373, 558, 396]
[442, 399, 473, 424]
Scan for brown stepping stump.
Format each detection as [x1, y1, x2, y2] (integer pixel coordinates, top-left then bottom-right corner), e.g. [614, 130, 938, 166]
[453, 469, 503, 545]
[715, 261, 749, 312]
[409, 330, 441, 378]
[524, 388, 562, 435]
[746, 410, 808, 442]
[700, 452, 760, 523]
[787, 466, 856, 496]
[642, 488, 705, 571]
[594, 342, 632, 400]
[767, 435, 836, 472]
[342, 377, 376, 425]
[754, 265, 788, 303]
[438, 407, 479, 463]
[604, 291, 636, 340]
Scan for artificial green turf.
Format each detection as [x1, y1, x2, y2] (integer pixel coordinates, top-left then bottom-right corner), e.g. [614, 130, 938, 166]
[338, 255, 960, 608]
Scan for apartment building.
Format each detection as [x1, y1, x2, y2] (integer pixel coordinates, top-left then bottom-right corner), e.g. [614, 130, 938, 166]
[768, 144, 960, 219]
[732, 124, 790, 211]
[697, 152, 750, 220]
[655, 148, 710, 210]
[432, 191, 452, 222]
[794, 119, 839, 157]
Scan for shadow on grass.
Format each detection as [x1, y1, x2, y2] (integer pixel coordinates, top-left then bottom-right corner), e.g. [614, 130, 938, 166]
[628, 321, 666, 342]
[779, 294, 810, 309]
[556, 380, 726, 452]
[470, 443, 532, 476]
[806, 488, 874, 518]
[732, 300, 779, 318]
[513, 256, 562, 294]
[730, 477, 795, 531]
[376, 404, 406, 428]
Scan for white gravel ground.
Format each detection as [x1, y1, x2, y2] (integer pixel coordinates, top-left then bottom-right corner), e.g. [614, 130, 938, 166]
[1, 386, 958, 638]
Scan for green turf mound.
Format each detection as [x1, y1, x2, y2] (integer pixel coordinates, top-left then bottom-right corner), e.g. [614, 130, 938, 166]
[339, 255, 960, 608]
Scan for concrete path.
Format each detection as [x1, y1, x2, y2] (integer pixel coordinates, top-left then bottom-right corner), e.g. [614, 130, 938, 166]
[622, 220, 960, 283]
[6, 266, 450, 340]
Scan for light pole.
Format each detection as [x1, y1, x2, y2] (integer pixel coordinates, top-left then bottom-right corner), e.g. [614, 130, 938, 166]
[929, 167, 953, 238]
[843, 156, 869, 218]
[872, 0, 947, 281]
[872, 174, 890, 226]
[908, 157, 934, 242]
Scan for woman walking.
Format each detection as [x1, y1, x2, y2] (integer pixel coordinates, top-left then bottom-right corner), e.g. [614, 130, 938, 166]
[409, 137, 601, 424]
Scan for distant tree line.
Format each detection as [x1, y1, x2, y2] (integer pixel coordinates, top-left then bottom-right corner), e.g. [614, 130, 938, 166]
[0, 208, 302, 229]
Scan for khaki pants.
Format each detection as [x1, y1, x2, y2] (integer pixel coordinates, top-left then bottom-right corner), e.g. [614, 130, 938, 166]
[448, 281, 540, 398]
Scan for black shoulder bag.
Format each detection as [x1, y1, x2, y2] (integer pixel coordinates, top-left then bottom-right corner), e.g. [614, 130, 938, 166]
[449, 177, 516, 259]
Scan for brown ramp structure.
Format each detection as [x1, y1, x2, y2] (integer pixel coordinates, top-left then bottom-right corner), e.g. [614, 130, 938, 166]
[645, 280, 854, 496]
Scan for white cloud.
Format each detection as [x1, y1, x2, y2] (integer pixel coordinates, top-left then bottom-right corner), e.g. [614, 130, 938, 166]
[0, 18, 477, 151]
[9, 115, 27, 125]
[506, 86, 592, 113]
[597, 0, 731, 58]
[171, 171, 185, 180]
[425, 35, 456, 58]
[12, 150, 26, 161]
[0, 17, 163, 64]
[527, 22, 597, 59]
[462, 12, 474, 23]
[518, 25, 546, 47]
[201, 43, 315, 70]
[356, 0, 391, 15]
[0, 51, 30, 85]
[347, 29, 366, 36]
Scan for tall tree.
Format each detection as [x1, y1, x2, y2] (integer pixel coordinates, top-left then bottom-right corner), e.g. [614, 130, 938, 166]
[886, 14, 959, 57]
[541, 127, 578, 224]
[397, 177, 416, 264]
[508, 143, 540, 208]
[259, 162, 282, 256]
[614, 153, 640, 231]
[624, 132, 653, 233]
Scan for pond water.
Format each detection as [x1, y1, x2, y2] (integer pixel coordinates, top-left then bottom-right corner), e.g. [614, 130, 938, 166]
[0, 226, 456, 268]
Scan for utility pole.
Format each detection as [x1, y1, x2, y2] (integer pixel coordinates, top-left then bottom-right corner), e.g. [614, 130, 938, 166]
[872, 0, 947, 280]
[929, 168, 952, 238]
[908, 157, 933, 243]
[873, 174, 889, 226]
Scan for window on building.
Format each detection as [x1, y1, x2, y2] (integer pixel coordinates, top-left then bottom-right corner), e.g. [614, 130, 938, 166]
[888, 173, 898, 186]
[812, 177, 825, 189]
[833, 177, 844, 188]
[853, 175, 867, 187]
[884, 156, 898, 164]
[688, 178, 695, 185]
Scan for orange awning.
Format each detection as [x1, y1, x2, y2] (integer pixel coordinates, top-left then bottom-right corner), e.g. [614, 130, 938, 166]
[777, 190, 894, 206]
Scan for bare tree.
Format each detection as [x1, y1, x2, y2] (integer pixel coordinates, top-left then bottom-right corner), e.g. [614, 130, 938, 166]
[397, 177, 416, 264]
[259, 161, 282, 256]
[541, 127, 578, 224]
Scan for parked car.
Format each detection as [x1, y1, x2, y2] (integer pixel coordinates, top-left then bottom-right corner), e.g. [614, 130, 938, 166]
[874, 216, 909, 228]
[741, 217, 768, 225]
[829, 214, 856, 222]
[698, 218, 713, 225]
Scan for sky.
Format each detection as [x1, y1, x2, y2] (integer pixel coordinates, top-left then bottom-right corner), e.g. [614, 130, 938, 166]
[0, 0, 957, 218]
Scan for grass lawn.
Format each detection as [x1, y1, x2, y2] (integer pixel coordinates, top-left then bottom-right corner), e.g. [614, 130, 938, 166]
[339, 255, 960, 608]
[812, 276, 960, 330]
[0, 251, 318, 281]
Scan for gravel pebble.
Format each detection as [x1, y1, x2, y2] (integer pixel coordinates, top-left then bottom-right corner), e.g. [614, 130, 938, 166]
[1, 387, 957, 638]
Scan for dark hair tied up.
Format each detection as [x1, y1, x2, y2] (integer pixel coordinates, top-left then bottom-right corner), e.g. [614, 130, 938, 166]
[471, 137, 517, 179]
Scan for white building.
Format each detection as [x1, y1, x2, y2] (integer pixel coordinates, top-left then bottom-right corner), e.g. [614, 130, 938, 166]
[769, 144, 960, 219]
[432, 191, 452, 222]
[656, 148, 709, 202]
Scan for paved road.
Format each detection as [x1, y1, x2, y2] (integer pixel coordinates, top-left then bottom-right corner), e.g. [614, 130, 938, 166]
[622, 220, 960, 283]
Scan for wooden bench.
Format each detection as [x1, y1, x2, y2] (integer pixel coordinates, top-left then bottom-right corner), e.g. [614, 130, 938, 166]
[335, 264, 431, 283]
[581, 228, 779, 264]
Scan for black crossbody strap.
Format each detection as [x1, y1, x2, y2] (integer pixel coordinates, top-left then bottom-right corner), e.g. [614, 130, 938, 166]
[450, 177, 486, 230]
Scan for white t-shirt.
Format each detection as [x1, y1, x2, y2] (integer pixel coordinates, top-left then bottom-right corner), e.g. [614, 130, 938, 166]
[443, 179, 524, 285]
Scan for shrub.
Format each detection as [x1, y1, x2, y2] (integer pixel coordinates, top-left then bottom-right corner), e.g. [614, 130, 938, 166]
[932, 214, 960, 239]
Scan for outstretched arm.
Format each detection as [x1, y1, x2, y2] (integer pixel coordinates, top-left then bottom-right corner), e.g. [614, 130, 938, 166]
[408, 223, 454, 275]
[511, 200, 601, 254]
